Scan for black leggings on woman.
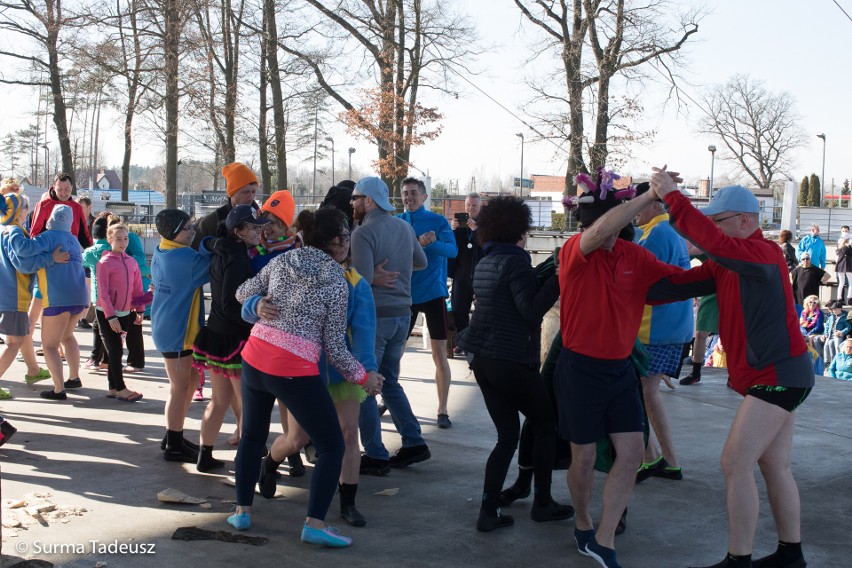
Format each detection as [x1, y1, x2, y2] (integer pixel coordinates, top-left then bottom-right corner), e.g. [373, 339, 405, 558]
[96, 310, 133, 391]
[471, 354, 557, 512]
[236, 362, 344, 519]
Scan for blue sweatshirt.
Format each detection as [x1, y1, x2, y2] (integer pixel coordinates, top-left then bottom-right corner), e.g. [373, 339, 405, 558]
[398, 206, 457, 304]
[150, 237, 213, 353]
[636, 214, 694, 345]
[0, 226, 58, 312]
[34, 206, 87, 308]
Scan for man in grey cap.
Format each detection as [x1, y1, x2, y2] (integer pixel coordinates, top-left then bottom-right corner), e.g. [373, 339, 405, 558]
[350, 177, 430, 474]
[649, 175, 814, 568]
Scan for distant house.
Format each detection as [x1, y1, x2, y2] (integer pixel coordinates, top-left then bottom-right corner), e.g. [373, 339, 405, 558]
[78, 168, 123, 191]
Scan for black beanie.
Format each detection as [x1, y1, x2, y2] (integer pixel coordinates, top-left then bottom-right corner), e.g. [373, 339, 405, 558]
[155, 208, 190, 240]
[92, 216, 109, 240]
[320, 184, 355, 228]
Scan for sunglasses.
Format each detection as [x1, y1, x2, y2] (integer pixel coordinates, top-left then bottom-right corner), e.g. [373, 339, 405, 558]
[350, 195, 367, 202]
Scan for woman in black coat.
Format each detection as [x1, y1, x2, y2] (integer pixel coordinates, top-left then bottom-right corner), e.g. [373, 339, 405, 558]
[778, 230, 797, 273]
[457, 196, 573, 532]
[836, 234, 852, 303]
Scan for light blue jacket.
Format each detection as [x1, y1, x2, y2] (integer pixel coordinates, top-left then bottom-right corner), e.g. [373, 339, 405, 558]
[797, 234, 827, 269]
[398, 206, 457, 304]
[827, 351, 852, 380]
[33, 230, 86, 308]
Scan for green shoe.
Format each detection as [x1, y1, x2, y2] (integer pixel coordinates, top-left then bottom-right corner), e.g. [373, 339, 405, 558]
[25, 368, 51, 385]
[0, 387, 12, 400]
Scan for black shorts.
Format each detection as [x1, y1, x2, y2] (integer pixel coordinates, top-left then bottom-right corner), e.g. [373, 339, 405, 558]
[553, 348, 645, 444]
[747, 385, 811, 412]
[162, 349, 193, 359]
[408, 297, 449, 341]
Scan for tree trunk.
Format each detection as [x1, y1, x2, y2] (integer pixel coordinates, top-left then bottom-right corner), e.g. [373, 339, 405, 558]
[164, 0, 181, 208]
[266, 0, 286, 190]
[46, 0, 74, 189]
[258, 4, 270, 193]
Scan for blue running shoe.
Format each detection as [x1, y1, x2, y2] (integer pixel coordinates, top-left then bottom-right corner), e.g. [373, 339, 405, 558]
[227, 513, 251, 531]
[574, 528, 596, 556]
[586, 538, 622, 568]
[301, 524, 352, 548]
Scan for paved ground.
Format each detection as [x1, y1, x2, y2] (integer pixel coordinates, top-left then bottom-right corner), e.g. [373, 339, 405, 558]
[0, 323, 849, 567]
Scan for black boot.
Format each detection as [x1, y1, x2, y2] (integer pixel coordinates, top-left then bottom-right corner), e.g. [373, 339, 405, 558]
[288, 452, 306, 477]
[476, 492, 514, 532]
[197, 445, 225, 472]
[258, 453, 282, 499]
[497, 466, 532, 506]
[339, 483, 366, 527]
[161, 431, 199, 451]
[163, 430, 199, 463]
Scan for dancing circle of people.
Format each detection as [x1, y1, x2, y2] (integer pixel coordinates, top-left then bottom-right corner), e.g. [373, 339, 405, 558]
[0, 163, 820, 567]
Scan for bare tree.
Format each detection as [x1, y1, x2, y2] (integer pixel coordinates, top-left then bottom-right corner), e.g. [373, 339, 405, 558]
[0, 0, 83, 187]
[515, 0, 700, 193]
[700, 75, 806, 190]
[278, 0, 477, 199]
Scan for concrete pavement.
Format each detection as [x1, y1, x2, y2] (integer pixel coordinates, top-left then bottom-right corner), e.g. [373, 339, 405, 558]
[0, 323, 849, 567]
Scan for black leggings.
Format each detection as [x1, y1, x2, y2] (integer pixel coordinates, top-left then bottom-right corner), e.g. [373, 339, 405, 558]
[236, 362, 344, 520]
[91, 314, 144, 368]
[471, 355, 557, 509]
[96, 310, 133, 391]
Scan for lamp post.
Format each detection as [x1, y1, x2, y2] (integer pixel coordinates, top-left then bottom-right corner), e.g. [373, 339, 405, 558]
[817, 133, 826, 207]
[348, 147, 355, 180]
[40, 144, 49, 188]
[707, 145, 716, 200]
[324, 136, 335, 186]
[515, 132, 524, 196]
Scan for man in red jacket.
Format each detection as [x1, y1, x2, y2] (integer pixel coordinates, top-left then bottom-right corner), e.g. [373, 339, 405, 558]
[649, 170, 813, 568]
[30, 173, 93, 250]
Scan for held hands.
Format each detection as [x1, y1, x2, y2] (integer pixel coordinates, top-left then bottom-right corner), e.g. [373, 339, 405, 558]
[258, 296, 279, 321]
[363, 371, 384, 396]
[52, 245, 70, 264]
[418, 231, 437, 247]
[108, 318, 122, 334]
[373, 258, 399, 289]
[134, 312, 144, 325]
[650, 165, 683, 200]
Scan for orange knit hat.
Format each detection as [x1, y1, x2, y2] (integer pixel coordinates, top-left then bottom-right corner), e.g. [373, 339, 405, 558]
[221, 162, 258, 197]
[261, 190, 296, 226]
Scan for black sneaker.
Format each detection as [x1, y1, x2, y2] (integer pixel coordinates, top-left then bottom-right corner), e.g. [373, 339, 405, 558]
[77, 319, 92, 329]
[40, 389, 67, 400]
[0, 420, 17, 447]
[64, 378, 83, 389]
[360, 455, 391, 476]
[341, 504, 367, 527]
[163, 442, 199, 463]
[530, 499, 575, 522]
[258, 455, 279, 498]
[497, 483, 530, 506]
[476, 510, 514, 532]
[679, 373, 701, 385]
[389, 444, 431, 468]
[437, 414, 452, 429]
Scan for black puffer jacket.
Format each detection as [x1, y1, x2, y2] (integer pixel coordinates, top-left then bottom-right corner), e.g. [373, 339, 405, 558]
[457, 242, 559, 369]
[207, 237, 255, 338]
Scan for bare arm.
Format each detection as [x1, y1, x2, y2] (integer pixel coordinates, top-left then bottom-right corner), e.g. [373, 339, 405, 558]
[578, 190, 658, 256]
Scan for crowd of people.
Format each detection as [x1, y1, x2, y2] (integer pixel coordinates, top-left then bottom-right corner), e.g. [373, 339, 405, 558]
[0, 161, 832, 568]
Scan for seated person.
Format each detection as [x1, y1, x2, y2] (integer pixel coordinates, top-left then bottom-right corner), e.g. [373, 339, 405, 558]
[814, 300, 850, 367]
[798, 295, 824, 348]
[827, 339, 852, 381]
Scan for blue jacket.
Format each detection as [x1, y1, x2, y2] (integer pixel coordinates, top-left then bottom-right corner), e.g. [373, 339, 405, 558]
[150, 237, 213, 353]
[827, 351, 852, 380]
[33, 229, 86, 308]
[823, 310, 851, 340]
[242, 266, 378, 383]
[636, 214, 694, 345]
[797, 234, 827, 269]
[398, 206, 457, 304]
[0, 226, 59, 312]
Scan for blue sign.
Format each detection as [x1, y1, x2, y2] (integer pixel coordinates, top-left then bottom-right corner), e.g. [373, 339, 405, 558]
[513, 177, 534, 189]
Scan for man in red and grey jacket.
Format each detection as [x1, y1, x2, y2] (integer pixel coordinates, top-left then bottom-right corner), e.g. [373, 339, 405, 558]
[648, 171, 813, 568]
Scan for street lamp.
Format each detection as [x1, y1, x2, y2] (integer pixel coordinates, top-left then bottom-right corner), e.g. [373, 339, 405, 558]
[817, 133, 826, 207]
[40, 144, 49, 188]
[515, 132, 524, 196]
[708, 145, 716, 199]
[324, 136, 335, 186]
[348, 147, 356, 180]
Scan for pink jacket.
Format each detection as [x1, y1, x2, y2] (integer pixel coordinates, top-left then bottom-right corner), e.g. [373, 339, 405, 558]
[96, 251, 145, 318]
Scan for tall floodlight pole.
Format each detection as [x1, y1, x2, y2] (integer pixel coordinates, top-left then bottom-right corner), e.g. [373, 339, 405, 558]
[817, 133, 826, 207]
[515, 132, 524, 196]
[324, 136, 335, 186]
[348, 147, 356, 180]
[708, 145, 716, 200]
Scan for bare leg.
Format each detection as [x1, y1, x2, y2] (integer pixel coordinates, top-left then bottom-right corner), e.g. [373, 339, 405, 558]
[567, 442, 597, 531]
[165, 356, 195, 431]
[269, 412, 310, 462]
[0, 335, 25, 378]
[40, 312, 72, 393]
[336, 398, 361, 484]
[596, 432, 643, 548]
[59, 312, 81, 380]
[694, 330, 709, 363]
[642, 374, 680, 468]
[643, 427, 662, 464]
[758, 410, 801, 542]
[721, 396, 795, 555]
[199, 369, 235, 446]
[431, 338, 451, 416]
